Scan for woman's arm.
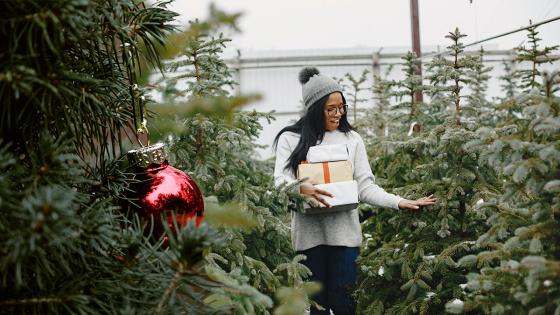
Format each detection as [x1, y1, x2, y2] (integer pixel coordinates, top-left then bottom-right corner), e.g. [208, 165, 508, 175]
[353, 133, 403, 209]
[273, 133, 334, 207]
[273, 133, 299, 191]
[398, 195, 437, 210]
[353, 133, 437, 210]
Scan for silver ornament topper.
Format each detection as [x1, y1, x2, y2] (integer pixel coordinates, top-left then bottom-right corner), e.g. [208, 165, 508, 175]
[127, 143, 168, 168]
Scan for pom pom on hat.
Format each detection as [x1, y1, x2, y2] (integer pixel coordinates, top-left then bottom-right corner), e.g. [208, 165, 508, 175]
[298, 67, 320, 84]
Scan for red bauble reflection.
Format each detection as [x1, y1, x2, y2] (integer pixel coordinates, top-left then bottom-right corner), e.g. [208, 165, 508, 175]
[130, 161, 204, 238]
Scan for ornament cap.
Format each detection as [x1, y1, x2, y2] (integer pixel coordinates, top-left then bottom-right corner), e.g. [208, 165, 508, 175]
[128, 143, 168, 168]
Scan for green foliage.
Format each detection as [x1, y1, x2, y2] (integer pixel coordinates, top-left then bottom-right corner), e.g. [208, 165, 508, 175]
[0, 1, 238, 313]
[162, 82, 310, 314]
[0, 0, 176, 166]
[146, 7, 314, 313]
[514, 21, 559, 92]
[465, 48, 495, 126]
[353, 65, 395, 140]
[163, 21, 235, 99]
[273, 282, 322, 315]
[461, 69, 560, 314]
[495, 59, 524, 127]
[499, 59, 522, 100]
[0, 1, 306, 314]
[0, 134, 233, 315]
[3, 2, 558, 314]
[351, 24, 559, 315]
[355, 29, 513, 314]
[344, 69, 370, 123]
[148, 9, 247, 141]
[392, 51, 425, 131]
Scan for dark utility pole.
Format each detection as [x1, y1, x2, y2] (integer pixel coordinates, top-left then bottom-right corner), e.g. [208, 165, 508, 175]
[410, 0, 423, 104]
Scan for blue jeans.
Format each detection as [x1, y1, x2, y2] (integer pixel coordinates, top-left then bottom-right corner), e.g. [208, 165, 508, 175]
[298, 245, 359, 315]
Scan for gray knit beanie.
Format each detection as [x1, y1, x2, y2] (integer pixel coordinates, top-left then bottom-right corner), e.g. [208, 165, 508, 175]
[298, 67, 343, 110]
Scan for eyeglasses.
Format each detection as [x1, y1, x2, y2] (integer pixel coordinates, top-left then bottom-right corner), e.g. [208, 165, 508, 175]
[325, 104, 348, 117]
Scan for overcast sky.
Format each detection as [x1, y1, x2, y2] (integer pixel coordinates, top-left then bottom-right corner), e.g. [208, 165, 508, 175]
[168, 0, 560, 53]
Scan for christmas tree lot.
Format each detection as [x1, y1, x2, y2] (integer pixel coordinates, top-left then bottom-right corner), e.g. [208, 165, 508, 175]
[1, 1, 559, 315]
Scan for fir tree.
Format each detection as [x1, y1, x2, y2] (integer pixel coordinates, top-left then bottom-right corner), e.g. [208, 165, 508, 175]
[0, 0, 175, 165]
[495, 59, 523, 126]
[355, 70, 395, 140]
[148, 8, 314, 312]
[495, 22, 560, 140]
[514, 20, 559, 92]
[392, 51, 425, 133]
[355, 28, 499, 314]
[0, 1, 312, 313]
[344, 69, 370, 123]
[423, 55, 455, 128]
[465, 47, 494, 127]
[352, 68, 396, 222]
[0, 1, 241, 314]
[499, 59, 522, 100]
[454, 32, 560, 313]
[166, 22, 236, 98]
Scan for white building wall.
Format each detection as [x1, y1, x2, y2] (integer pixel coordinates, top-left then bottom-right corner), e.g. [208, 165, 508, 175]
[226, 46, 553, 160]
[151, 46, 559, 160]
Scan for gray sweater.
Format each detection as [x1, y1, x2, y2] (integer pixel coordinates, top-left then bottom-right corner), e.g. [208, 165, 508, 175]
[273, 130, 403, 251]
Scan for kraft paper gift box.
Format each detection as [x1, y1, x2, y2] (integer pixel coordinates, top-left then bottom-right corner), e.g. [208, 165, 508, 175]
[306, 144, 349, 163]
[302, 180, 359, 214]
[297, 160, 353, 185]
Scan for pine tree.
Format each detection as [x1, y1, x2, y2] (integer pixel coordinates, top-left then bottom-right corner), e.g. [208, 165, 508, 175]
[457, 68, 560, 315]
[391, 51, 425, 133]
[495, 59, 523, 126]
[514, 21, 559, 92]
[355, 70, 395, 140]
[355, 28, 500, 314]
[423, 55, 455, 128]
[344, 69, 370, 123]
[0, 1, 241, 314]
[0, 0, 175, 164]
[148, 8, 314, 312]
[499, 59, 522, 100]
[465, 47, 494, 127]
[0, 1, 314, 313]
[452, 26, 560, 314]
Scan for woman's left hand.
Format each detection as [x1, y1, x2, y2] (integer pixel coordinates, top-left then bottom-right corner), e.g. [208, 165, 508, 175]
[398, 194, 437, 210]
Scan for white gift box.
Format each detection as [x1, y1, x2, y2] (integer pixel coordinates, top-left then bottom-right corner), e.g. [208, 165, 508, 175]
[306, 144, 349, 163]
[302, 180, 359, 214]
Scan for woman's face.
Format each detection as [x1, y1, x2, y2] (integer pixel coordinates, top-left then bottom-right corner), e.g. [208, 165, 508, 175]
[323, 92, 344, 131]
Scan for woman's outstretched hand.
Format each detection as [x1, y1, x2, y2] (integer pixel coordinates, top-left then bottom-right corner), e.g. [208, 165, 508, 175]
[398, 194, 437, 210]
[300, 182, 334, 208]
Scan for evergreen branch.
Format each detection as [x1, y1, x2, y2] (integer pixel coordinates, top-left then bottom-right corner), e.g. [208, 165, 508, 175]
[153, 262, 187, 315]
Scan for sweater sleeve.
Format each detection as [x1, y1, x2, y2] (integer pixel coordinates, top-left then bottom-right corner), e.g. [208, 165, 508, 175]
[353, 132, 403, 209]
[273, 133, 299, 192]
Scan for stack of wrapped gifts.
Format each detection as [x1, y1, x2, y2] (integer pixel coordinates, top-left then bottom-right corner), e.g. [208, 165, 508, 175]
[297, 144, 359, 214]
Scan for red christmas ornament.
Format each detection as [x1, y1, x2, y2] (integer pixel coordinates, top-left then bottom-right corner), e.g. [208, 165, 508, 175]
[127, 143, 204, 238]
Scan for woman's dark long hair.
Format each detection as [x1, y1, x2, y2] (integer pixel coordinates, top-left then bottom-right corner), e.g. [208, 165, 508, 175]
[273, 92, 354, 176]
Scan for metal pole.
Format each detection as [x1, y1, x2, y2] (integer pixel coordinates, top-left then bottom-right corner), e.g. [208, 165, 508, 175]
[371, 51, 380, 108]
[410, 0, 423, 104]
[234, 49, 242, 95]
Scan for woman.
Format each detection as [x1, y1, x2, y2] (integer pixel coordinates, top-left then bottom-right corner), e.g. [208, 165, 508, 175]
[273, 67, 436, 315]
